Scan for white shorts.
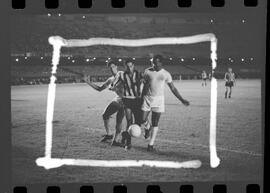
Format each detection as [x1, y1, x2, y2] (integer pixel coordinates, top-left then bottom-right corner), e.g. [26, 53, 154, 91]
[141, 95, 165, 113]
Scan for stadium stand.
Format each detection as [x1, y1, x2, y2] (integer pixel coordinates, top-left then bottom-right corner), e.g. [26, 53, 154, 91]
[11, 14, 261, 85]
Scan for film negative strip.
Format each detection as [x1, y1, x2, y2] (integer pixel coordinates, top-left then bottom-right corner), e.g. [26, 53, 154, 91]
[0, 0, 267, 192]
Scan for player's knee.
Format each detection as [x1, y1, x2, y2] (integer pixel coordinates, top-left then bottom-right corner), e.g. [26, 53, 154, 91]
[152, 122, 158, 127]
[141, 120, 150, 130]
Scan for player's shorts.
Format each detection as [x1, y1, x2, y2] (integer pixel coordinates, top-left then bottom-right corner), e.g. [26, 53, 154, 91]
[122, 97, 143, 124]
[141, 95, 165, 113]
[102, 99, 124, 120]
[203, 78, 207, 81]
[225, 81, 234, 87]
[122, 98, 143, 110]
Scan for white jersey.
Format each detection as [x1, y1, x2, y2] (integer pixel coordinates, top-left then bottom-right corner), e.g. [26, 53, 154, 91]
[143, 68, 172, 97]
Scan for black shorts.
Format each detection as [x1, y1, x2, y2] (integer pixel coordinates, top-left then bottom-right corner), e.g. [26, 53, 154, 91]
[225, 81, 234, 87]
[203, 78, 207, 81]
[122, 98, 143, 124]
[102, 100, 124, 120]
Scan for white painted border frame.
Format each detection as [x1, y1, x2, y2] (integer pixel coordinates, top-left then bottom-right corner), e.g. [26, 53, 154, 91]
[36, 34, 220, 170]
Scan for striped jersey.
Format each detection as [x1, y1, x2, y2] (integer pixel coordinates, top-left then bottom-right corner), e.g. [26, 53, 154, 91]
[225, 72, 235, 82]
[112, 70, 142, 98]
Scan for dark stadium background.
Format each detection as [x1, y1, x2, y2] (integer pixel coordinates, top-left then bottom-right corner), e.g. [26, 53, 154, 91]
[11, 13, 262, 85]
[10, 13, 263, 184]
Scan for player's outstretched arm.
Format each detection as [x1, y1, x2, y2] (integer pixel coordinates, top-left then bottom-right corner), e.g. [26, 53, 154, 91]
[167, 82, 190, 106]
[83, 75, 109, 92]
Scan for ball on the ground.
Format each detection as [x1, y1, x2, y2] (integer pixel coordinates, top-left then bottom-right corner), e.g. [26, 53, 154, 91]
[128, 124, 141, 138]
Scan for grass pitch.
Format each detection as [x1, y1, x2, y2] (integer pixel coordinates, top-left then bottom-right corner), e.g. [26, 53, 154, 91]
[11, 80, 262, 184]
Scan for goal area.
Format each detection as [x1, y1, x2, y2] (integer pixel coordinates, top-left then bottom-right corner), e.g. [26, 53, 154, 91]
[36, 34, 220, 169]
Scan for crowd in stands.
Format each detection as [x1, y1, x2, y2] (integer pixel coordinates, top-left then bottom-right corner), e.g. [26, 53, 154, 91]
[11, 14, 261, 85]
[11, 56, 260, 86]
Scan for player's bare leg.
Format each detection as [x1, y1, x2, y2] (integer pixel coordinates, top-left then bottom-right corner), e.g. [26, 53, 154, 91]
[141, 110, 151, 139]
[148, 112, 161, 152]
[225, 86, 228, 98]
[111, 107, 124, 146]
[229, 87, 232, 98]
[121, 108, 133, 149]
[124, 108, 133, 130]
[100, 102, 119, 142]
[103, 119, 111, 136]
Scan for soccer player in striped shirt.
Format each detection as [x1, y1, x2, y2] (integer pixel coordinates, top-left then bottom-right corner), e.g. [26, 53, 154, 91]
[224, 67, 236, 98]
[83, 61, 125, 146]
[111, 58, 143, 149]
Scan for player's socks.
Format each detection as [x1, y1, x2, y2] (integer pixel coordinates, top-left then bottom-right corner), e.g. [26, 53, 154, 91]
[121, 131, 132, 149]
[144, 128, 151, 139]
[147, 144, 155, 152]
[149, 127, 158, 145]
[100, 134, 113, 142]
[142, 121, 151, 139]
[125, 132, 132, 150]
[225, 92, 227, 98]
[111, 140, 122, 147]
[121, 131, 128, 146]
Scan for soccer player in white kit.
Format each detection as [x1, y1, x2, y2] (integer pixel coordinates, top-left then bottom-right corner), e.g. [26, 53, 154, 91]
[141, 55, 190, 151]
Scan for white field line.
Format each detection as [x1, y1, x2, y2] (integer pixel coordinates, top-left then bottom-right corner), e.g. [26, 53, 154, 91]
[85, 127, 262, 157]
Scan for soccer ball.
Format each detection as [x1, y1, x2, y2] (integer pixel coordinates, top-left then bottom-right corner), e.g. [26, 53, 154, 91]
[128, 124, 141, 138]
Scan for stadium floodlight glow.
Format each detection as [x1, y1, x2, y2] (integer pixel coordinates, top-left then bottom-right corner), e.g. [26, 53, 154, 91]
[241, 58, 244, 62]
[25, 57, 27, 59]
[242, 19, 245, 23]
[58, 13, 61, 17]
[210, 19, 214, 23]
[169, 58, 172, 60]
[15, 58, 19, 62]
[251, 57, 253, 61]
[41, 57, 44, 60]
[181, 58, 184, 62]
[47, 13, 51, 17]
[82, 16, 86, 19]
[118, 58, 122, 62]
[192, 58, 195, 60]
[133, 57, 136, 60]
[36, 34, 220, 169]
[72, 60, 75, 63]
[86, 58, 90, 62]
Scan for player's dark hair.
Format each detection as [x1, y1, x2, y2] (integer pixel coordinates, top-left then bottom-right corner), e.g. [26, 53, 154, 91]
[153, 54, 164, 63]
[125, 58, 134, 65]
[107, 60, 117, 67]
